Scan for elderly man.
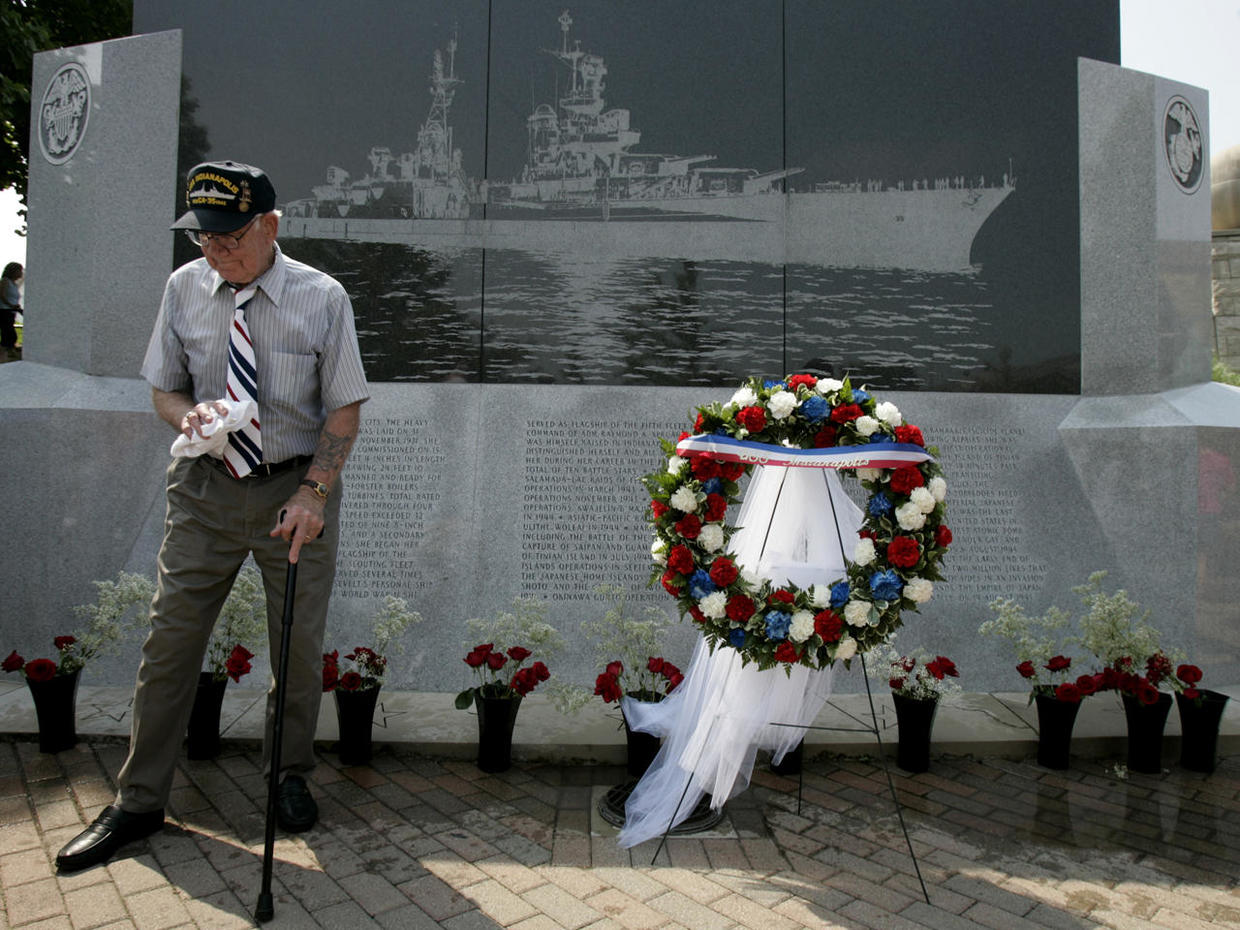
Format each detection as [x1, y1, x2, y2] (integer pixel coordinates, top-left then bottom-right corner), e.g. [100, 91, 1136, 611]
[56, 161, 369, 872]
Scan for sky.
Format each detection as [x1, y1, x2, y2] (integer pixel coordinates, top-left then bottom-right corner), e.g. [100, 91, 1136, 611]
[2, 0, 1237, 270]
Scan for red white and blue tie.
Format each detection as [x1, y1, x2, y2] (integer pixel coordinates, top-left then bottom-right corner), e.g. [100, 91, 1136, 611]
[223, 285, 262, 477]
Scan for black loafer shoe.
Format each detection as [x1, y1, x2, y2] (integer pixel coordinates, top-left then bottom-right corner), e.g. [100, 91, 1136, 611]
[276, 774, 318, 833]
[56, 805, 165, 872]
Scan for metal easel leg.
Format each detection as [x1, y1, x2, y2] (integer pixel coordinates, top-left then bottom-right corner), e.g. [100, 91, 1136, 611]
[860, 652, 931, 905]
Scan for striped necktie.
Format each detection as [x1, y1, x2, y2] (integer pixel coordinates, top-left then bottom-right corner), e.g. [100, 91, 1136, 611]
[223, 285, 262, 477]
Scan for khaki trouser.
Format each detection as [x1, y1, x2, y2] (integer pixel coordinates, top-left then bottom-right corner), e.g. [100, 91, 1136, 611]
[116, 455, 341, 813]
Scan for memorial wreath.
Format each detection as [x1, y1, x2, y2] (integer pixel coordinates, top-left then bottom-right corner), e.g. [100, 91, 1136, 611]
[644, 374, 952, 671]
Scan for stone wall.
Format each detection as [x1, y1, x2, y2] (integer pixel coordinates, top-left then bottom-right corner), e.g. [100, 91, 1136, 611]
[1214, 232, 1240, 368]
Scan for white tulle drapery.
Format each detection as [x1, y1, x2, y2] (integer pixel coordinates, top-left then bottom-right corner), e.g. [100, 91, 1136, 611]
[617, 465, 864, 848]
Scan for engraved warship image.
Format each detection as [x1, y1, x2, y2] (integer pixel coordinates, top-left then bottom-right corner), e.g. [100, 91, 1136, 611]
[283, 11, 1015, 272]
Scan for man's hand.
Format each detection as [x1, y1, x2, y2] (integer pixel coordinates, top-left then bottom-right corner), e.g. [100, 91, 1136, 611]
[181, 400, 230, 439]
[270, 487, 326, 564]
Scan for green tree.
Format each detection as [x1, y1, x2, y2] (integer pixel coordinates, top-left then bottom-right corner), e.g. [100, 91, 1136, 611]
[0, 0, 131, 225]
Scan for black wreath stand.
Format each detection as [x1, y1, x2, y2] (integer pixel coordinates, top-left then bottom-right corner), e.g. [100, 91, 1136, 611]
[645, 465, 932, 905]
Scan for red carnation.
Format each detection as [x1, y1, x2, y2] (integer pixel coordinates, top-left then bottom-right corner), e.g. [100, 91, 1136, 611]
[689, 606, 707, 624]
[691, 456, 721, 481]
[651, 500, 669, 519]
[1016, 660, 1036, 678]
[661, 570, 683, 596]
[668, 544, 695, 575]
[767, 589, 796, 605]
[54, 636, 77, 652]
[894, 424, 925, 446]
[830, 403, 863, 424]
[709, 556, 739, 588]
[726, 594, 756, 623]
[814, 610, 844, 642]
[1, 650, 24, 673]
[813, 424, 838, 447]
[1176, 664, 1203, 685]
[787, 373, 818, 392]
[720, 462, 746, 482]
[935, 525, 953, 548]
[886, 536, 921, 568]
[736, 405, 767, 433]
[25, 658, 57, 682]
[507, 646, 532, 662]
[888, 466, 925, 495]
[774, 642, 802, 664]
[1045, 655, 1071, 673]
[703, 493, 728, 523]
[674, 514, 702, 539]
[694, 412, 706, 432]
[1055, 683, 1082, 703]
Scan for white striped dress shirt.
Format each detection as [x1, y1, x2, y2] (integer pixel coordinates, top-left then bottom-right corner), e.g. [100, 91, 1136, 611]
[141, 244, 369, 462]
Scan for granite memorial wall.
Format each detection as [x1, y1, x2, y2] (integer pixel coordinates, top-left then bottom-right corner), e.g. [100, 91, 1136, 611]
[1, 3, 1235, 698]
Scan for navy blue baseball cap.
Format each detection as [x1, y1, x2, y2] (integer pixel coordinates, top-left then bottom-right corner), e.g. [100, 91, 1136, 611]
[171, 160, 277, 232]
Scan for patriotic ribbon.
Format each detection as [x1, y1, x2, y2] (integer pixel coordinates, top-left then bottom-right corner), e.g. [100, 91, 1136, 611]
[675, 433, 934, 470]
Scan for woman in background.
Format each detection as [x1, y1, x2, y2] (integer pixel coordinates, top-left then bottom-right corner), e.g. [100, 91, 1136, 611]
[1, 262, 22, 359]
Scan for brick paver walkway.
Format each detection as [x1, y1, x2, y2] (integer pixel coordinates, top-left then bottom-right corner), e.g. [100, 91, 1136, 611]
[2, 738, 1238, 929]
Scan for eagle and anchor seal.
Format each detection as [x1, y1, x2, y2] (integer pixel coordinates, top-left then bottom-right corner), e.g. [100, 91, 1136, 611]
[38, 61, 91, 166]
[1164, 95, 1203, 194]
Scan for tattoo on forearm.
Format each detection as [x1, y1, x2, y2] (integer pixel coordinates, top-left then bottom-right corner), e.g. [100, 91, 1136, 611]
[313, 428, 356, 475]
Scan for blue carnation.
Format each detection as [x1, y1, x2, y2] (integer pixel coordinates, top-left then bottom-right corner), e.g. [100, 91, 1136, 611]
[801, 395, 828, 421]
[764, 611, 792, 640]
[868, 492, 894, 518]
[869, 569, 904, 601]
[701, 477, 724, 496]
[829, 581, 850, 608]
[689, 570, 717, 600]
[763, 378, 786, 390]
[729, 628, 747, 649]
[852, 388, 871, 404]
[869, 432, 890, 443]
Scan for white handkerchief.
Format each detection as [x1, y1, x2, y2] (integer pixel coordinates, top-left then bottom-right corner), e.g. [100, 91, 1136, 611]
[169, 398, 258, 459]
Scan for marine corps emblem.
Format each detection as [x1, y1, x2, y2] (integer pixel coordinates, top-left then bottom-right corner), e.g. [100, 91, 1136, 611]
[38, 62, 91, 166]
[1164, 95, 1203, 194]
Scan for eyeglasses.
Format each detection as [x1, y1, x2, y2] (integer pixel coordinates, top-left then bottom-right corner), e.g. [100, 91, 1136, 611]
[184, 214, 263, 250]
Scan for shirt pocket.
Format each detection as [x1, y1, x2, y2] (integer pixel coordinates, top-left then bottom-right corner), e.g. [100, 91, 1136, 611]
[264, 351, 319, 428]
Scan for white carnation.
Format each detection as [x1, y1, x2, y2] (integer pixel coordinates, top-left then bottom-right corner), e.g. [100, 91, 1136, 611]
[651, 539, 667, 566]
[905, 577, 934, 604]
[929, 476, 947, 502]
[856, 468, 882, 482]
[699, 591, 728, 619]
[855, 415, 879, 437]
[809, 584, 831, 608]
[789, 610, 815, 643]
[668, 455, 687, 476]
[910, 486, 936, 514]
[741, 567, 764, 588]
[768, 390, 797, 420]
[853, 537, 876, 566]
[844, 600, 871, 627]
[731, 386, 758, 407]
[896, 502, 927, 531]
[835, 637, 858, 660]
[697, 523, 725, 552]
[670, 486, 698, 513]
[875, 401, 903, 426]
[816, 378, 844, 394]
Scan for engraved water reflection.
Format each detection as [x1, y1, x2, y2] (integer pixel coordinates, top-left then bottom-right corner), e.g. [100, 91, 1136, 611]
[279, 239, 1071, 391]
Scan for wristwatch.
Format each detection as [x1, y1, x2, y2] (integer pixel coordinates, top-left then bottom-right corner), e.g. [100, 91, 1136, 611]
[300, 479, 329, 501]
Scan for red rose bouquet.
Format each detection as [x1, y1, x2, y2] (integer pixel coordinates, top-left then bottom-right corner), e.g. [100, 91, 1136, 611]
[980, 593, 1086, 704]
[4, 571, 155, 681]
[594, 656, 683, 704]
[872, 642, 961, 701]
[203, 565, 266, 683]
[454, 597, 562, 708]
[323, 596, 423, 693]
